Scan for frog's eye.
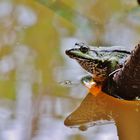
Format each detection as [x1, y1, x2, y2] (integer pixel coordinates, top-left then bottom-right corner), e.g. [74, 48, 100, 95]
[80, 46, 89, 53]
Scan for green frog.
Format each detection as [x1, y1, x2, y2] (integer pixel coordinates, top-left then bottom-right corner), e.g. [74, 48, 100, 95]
[65, 43, 130, 96]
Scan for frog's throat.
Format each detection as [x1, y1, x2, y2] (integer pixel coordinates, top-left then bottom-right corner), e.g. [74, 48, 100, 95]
[76, 59, 95, 74]
[76, 59, 108, 82]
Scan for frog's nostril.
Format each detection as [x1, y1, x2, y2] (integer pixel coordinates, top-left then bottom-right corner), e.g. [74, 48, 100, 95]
[65, 49, 75, 58]
[75, 43, 79, 46]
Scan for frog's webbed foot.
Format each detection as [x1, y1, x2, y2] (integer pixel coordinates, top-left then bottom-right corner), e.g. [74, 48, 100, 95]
[81, 75, 102, 96]
[90, 84, 102, 96]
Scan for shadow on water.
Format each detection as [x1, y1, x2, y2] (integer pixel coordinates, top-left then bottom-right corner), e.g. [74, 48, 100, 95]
[0, 0, 140, 140]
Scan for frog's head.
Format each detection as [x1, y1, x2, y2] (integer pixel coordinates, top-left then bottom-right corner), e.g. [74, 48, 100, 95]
[66, 43, 94, 60]
[65, 43, 110, 81]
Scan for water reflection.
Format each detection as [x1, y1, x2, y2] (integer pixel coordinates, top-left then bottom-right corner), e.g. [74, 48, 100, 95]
[104, 12, 140, 48]
[0, 1, 37, 140]
[15, 5, 37, 27]
[0, 1, 13, 19]
[59, 80, 79, 87]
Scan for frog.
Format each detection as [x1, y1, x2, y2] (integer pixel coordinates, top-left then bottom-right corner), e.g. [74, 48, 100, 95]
[65, 42, 131, 96]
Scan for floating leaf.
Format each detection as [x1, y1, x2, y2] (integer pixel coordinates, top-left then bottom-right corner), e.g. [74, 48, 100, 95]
[64, 91, 140, 139]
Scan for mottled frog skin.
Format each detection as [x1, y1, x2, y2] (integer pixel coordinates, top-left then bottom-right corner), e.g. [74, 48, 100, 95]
[65, 43, 130, 83]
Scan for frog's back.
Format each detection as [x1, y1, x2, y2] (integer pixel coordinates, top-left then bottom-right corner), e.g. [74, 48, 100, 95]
[90, 46, 130, 65]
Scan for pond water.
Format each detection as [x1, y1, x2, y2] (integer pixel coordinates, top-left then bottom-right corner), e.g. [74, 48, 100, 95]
[0, 0, 140, 140]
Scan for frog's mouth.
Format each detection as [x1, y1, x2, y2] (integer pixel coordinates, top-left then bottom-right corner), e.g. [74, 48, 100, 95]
[65, 48, 95, 61]
[65, 48, 103, 74]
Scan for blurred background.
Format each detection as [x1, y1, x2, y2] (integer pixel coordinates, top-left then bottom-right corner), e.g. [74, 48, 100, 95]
[0, 0, 140, 140]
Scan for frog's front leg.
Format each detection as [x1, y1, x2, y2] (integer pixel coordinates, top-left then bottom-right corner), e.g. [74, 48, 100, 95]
[81, 75, 102, 96]
[109, 68, 121, 77]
